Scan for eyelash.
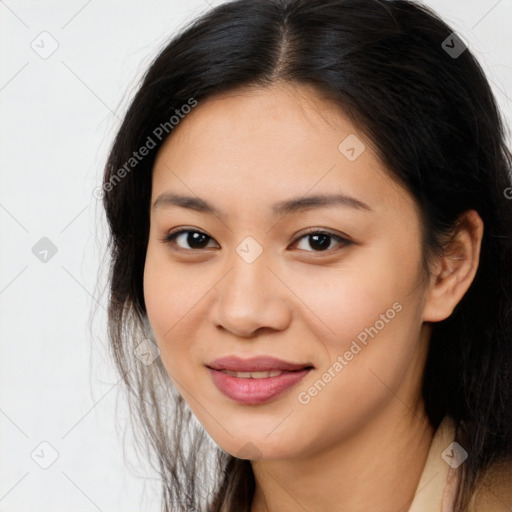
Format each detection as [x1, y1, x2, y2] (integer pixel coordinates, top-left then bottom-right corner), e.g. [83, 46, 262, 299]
[158, 227, 352, 254]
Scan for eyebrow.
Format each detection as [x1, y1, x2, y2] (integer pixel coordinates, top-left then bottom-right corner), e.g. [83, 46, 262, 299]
[152, 192, 372, 219]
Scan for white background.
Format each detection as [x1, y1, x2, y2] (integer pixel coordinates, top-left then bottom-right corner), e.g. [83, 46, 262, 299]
[0, 1, 511, 511]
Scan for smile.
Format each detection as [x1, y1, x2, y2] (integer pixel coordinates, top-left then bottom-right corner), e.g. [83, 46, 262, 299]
[208, 366, 313, 405]
[219, 369, 284, 378]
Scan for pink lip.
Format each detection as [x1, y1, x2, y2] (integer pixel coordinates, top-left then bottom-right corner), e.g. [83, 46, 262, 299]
[206, 356, 313, 405]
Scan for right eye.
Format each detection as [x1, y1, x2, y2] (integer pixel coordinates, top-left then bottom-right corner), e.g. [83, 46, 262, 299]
[159, 229, 220, 251]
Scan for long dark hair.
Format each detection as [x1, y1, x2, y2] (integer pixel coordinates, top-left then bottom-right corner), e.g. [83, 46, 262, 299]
[101, 1, 512, 510]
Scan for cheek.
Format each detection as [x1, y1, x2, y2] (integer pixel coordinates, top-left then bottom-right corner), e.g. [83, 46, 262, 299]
[143, 247, 200, 360]
[284, 254, 416, 350]
[284, 238, 426, 400]
[143, 234, 212, 320]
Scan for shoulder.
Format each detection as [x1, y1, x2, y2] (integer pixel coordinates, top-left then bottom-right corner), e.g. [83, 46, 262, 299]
[468, 458, 512, 512]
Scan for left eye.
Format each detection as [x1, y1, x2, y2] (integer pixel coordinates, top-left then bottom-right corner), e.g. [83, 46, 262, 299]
[161, 229, 350, 253]
[293, 231, 350, 252]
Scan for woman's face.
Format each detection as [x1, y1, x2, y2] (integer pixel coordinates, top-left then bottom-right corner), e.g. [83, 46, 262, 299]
[143, 83, 433, 459]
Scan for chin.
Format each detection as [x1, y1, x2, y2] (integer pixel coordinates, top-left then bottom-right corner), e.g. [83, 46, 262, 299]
[210, 432, 301, 461]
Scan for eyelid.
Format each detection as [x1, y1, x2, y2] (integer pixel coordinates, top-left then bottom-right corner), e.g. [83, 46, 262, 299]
[159, 226, 352, 253]
[294, 227, 352, 243]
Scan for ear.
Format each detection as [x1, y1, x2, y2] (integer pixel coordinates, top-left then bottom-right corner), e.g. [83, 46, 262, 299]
[422, 209, 484, 323]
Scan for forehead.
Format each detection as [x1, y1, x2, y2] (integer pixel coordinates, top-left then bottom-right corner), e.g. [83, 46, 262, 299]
[151, 83, 415, 218]
[162, 83, 357, 155]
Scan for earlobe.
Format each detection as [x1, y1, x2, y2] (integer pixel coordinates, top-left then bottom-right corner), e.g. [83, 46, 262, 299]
[422, 210, 484, 323]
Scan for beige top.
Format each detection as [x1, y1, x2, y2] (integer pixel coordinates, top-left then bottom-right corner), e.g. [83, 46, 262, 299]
[407, 416, 512, 512]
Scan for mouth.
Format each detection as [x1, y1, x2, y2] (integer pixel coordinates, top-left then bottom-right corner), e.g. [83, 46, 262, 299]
[206, 356, 314, 405]
[206, 355, 314, 373]
[213, 368, 313, 379]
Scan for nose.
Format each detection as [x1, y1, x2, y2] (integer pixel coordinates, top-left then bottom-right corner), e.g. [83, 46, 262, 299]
[208, 246, 292, 337]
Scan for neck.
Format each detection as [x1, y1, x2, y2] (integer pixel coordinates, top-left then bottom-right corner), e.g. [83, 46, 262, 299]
[250, 403, 434, 512]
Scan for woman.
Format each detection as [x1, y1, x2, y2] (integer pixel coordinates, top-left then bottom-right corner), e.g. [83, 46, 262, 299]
[101, 0, 512, 510]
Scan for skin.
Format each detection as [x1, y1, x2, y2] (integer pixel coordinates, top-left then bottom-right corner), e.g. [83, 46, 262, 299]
[143, 82, 484, 512]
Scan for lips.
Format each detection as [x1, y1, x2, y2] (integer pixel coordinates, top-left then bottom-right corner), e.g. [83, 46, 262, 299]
[206, 356, 314, 405]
